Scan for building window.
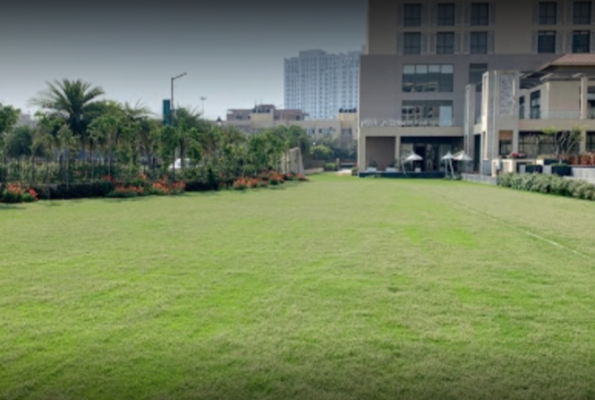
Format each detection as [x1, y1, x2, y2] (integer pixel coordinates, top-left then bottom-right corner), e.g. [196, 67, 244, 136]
[539, 2, 557, 25]
[404, 32, 422, 54]
[530, 91, 541, 119]
[499, 140, 513, 156]
[437, 3, 456, 26]
[469, 63, 488, 92]
[588, 132, 595, 151]
[436, 32, 455, 54]
[573, 31, 591, 53]
[401, 101, 454, 127]
[519, 96, 526, 119]
[471, 3, 490, 25]
[404, 4, 422, 26]
[470, 32, 489, 54]
[574, 2, 592, 24]
[403, 64, 454, 93]
[538, 31, 556, 53]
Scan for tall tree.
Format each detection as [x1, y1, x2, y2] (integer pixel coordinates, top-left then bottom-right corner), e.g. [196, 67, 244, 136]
[0, 104, 20, 151]
[30, 79, 105, 156]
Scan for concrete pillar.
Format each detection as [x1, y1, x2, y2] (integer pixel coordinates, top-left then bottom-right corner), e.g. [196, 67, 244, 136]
[358, 134, 366, 169]
[580, 76, 589, 120]
[512, 128, 520, 153]
[580, 128, 588, 154]
[464, 84, 476, 159]
[395, 135, 401, 163]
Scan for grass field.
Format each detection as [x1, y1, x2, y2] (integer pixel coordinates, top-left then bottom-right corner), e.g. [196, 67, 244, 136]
[2, 174, 595, 400]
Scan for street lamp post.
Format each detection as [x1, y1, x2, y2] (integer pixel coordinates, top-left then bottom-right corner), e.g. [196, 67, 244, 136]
[171, 72, 187, 121]
[170, 72, 187, 181]
[200, 96, 207, 117]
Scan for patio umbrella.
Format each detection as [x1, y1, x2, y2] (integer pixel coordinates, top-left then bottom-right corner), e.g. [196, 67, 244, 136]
[453, 151, 472, 174]
[404, 153, 423, 174]
[453, 151, 472, 162]
[441, 151, 454, 177]
[405, 153, 423, 162]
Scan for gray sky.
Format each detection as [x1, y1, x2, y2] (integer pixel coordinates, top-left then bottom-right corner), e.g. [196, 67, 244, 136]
[0, 0, 366, 120]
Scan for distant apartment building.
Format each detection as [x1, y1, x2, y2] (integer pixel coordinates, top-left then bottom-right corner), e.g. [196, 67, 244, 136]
[224, 105, 358, 142]
[359, 0, 595, 172]
[284, 49, 362, 120]
[15, 113, 36, 128]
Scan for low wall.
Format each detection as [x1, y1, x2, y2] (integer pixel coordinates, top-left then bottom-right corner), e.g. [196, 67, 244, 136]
[571, 167, 595, 184]
[305, 168, 324, 175]
[358, 171, 445, 179]
[461, 173, 498, 186]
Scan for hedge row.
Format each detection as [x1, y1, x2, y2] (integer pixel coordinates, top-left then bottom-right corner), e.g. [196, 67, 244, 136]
[1, 171, 306, 203]
[498, 173, 595, 201]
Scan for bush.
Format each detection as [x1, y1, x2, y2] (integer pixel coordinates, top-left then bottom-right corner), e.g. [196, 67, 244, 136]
[184, 180, 212, 192]
[324, 163, 337, 172]
[498, 173, 595, 201]
[233, 178, 248, 190]
[149, 180, 185, 195]
[1, 184, 25, 203]
[107, 185, 144, 198]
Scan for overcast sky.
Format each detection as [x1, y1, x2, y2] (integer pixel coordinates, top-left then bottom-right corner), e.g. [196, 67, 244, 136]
[0, 0, 366, 120]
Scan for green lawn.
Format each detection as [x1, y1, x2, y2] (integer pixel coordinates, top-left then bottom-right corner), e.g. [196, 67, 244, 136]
[2, 174, 595, 400]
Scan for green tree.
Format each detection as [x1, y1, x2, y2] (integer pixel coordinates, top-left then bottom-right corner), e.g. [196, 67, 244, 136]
[311, 144, 333, 161]
[542, 125, 585, 163]
[88, 107, 124, 178]
[30, 79, 105, 157]
[56, 125, 78, 186]
[4, 126, 34, 158]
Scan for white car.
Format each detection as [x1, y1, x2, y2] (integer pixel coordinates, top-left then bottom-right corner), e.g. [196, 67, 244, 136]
[168, 158, 193, 171]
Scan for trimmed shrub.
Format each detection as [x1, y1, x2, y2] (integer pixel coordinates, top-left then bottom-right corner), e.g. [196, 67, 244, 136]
[324, 163, 337, 172]
[498, 173, 595, 201]
[1, 184, 25, 203]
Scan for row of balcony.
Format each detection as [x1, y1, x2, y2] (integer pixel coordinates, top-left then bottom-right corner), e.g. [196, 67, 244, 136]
[475, 109, 595, 123]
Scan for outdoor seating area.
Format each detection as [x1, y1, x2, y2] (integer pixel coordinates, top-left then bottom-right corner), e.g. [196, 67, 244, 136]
[360, 150, 473, 178]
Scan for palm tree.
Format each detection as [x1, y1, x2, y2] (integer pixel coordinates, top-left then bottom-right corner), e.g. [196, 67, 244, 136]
[123, 101, 154, 172]
[30, 79, 105, 158]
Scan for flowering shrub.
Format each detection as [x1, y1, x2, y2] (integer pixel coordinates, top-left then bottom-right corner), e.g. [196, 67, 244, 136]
[2, 184, 25, 203]
[284, 173, 295, 181]
[108, 185, 144, 198]
[23, 189, 39, 203]
[268, 171, 285, 185]
[1, 185, 39, 203]
[233, 178, 247, 190]
[149, 180, 185, 195]
[233, 177, 267, 190]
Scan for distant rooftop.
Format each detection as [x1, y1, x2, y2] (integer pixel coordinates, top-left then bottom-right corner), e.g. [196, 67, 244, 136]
[536, 54, 595, 72]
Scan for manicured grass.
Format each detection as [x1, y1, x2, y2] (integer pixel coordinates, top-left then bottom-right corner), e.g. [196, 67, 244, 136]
[2, 175, 595, 399]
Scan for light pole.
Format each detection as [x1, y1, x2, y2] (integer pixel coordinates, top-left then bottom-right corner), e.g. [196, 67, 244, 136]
[171, 72, 187, 123]
[170, 72, 187, 181]
[200, 96, 207, 117]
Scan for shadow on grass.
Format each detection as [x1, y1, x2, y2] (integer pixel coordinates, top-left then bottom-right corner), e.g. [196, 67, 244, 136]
[0, 204, 24, 211]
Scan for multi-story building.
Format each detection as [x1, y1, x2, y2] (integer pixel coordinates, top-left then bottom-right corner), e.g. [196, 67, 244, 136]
[224, 105, 358, 142]
[359, 0, 595, 172]
[470, 54, 595, 175]
[285, 49, 361, 120]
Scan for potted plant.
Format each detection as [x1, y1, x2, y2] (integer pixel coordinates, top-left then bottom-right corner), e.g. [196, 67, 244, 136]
[551, 163, 572, 176]
[351, 165, 359, 176]
[367, 161, 378, 173]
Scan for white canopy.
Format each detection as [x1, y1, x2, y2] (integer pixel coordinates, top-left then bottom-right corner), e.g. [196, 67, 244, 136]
[441, 151, 454, 161]
[453, 151, 472, 162]
[405, 153, 423, 162]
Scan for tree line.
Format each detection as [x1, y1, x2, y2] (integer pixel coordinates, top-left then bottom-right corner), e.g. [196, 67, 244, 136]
[0, 79, 353, 185]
